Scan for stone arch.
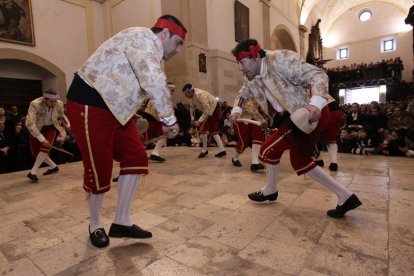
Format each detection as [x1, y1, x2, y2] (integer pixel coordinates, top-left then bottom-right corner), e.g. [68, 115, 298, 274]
[270, 25, 297, 52]
[0, 48, 66, 99]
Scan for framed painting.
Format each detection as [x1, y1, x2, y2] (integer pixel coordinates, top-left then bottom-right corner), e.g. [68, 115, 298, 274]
[0, 0, 35, 46]
[234, 0, 249, 42]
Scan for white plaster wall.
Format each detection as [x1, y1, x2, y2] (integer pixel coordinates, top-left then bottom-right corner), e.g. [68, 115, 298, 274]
[324, 31, 413, 81]
[322, 2, 413, 82]
[207, 0, 263, 54]
[269, 0, 300, 51]
[111, 0, 160, 34]
[92, 1, 107, 48]
[0, 0, 88, 91]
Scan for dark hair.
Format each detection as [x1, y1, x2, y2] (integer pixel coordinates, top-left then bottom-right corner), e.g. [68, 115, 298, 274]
[182, 83, 192, 92]
[393, 128, 406, 139]
[151, 14, 187, 36]
[405, 128, 414, 141]
[231, 39, 266, 59]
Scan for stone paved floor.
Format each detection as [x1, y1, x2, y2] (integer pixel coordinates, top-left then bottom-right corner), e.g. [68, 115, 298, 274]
[0, 146, 413, 275]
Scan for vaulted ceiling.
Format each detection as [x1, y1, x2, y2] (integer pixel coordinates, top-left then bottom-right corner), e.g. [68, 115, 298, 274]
[297, 0, 411, 33]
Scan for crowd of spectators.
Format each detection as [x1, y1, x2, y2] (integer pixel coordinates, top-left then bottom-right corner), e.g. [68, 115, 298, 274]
[327, 57, 404, 83]
[337, 98, 414, 157]
[2, 95, 414, 174]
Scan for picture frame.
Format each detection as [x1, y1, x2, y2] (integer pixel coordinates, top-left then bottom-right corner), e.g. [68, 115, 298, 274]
[234, 0, 249, 42]
[0, 0, 35, 46]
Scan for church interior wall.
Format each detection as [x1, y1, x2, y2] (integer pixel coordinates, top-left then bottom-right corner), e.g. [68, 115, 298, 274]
[322, 2, 412, 82]
[0, 0, 412, 108]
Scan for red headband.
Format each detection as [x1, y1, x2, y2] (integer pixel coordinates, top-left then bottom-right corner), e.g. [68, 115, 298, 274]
[235, 44, 262, 61]
[154, 18, 186, 40]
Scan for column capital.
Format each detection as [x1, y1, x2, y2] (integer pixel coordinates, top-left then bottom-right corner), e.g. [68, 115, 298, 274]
[299, 25, 308, 33]
[260, 0, 271, 7]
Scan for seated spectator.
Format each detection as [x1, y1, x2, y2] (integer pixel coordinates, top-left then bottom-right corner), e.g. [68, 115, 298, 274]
[0, 120, 13, 173]
[6, 105, 23, 127]
[352, 128, 376, 155]
[337, 128, 357, 153]
[364, 102, 388, 146]
[399, 128, 414, 157]
[380, 128, 406, 156]
[345, 103, 365, 132]
[10, 119, 33, 171]
[387, 104, 414, 131]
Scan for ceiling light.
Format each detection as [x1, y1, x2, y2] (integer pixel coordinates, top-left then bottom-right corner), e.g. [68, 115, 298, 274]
[359, 10, 372, 22]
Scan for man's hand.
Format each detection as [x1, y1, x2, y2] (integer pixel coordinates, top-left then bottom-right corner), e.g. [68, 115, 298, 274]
[304, 104, 321, 123]
[398, 146, 408, 153]
[0, 146, 9, 156]
[162, 123, 180, 139]
[42, 140, 51, 148]
[56, 131, 66, 143]
[191, 121, 201, 127]
[228, 113, 241, 124]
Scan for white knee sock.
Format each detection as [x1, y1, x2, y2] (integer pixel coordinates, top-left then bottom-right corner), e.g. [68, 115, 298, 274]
[201, 133, 208, 152]
[251, 144, 260, 164]
[212, 133, 225, 152]
[44, 156, 57, 169]
[30, 152, 48, 175]
[327, 143, 338, 163]
[113, 174, 141, 226]
[89, 193, 104, 233]
[307, 166, 352, 205]
[261, 164, 279, 195]
[232, 151, 240, 161]
[152, 136, 166, 156]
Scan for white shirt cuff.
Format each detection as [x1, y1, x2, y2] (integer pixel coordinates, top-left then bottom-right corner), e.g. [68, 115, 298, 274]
[309, 96, 327, 111]
[231, 107, 243, 115]
[36, 134, 46, 143]
[160, 115, 177, 127]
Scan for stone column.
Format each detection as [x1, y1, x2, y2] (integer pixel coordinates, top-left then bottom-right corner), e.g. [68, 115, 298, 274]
[404, 5, 414, 80]
[260, 0, 271, 49]
[298, 25, 308, 58]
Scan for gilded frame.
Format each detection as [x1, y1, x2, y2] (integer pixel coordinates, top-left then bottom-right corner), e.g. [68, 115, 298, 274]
[0, 0, 35, 46]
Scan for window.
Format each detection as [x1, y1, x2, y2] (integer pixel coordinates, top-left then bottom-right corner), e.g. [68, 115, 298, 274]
[336, 46, 349, 60]
[381, 37, 396, 53]
[359, 10, 372, 22]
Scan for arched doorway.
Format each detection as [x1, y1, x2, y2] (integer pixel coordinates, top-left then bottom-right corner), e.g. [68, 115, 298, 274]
[0, 49, 66, 112]
[270, 25, 297, 52]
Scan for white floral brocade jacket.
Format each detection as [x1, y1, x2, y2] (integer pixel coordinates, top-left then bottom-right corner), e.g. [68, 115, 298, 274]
[189, 88, 218, 122]
[77, 27, 175, 126]
[26, 97, 68, 138]
[233, 49, 329, 117]
[242, 98, 265, 123]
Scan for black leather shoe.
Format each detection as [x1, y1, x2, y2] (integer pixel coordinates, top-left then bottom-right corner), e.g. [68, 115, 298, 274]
[89, 227, 109, 248]
[108, 223, 152, 239]
[112, 176, 119, 182]
[215, 151, 226, 157]
[43, 166, 59, 175]
[27, 173, 38, 183]
[315, 160, 324, 167]
[250, 163, 265, 171]
[327, 194, 362, 218]
[328, 163, 338, 171]
[248, 190, 278, 202]
[149, 154, 166, 162]
[198, 151, 208, 158]
[232, 158, 242, 167]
